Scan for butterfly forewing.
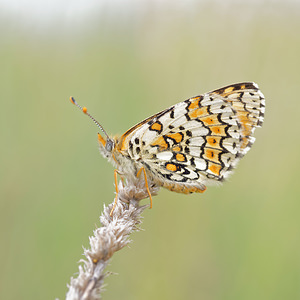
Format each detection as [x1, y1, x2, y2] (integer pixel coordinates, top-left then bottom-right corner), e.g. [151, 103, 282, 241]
[120, 82, 265, 192]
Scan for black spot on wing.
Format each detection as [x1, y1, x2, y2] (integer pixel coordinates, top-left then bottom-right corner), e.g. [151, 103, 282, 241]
[186, 130, 192, 137]
[170, 109, 175, 119]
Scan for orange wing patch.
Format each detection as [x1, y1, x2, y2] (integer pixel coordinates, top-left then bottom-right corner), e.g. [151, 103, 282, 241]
[175, 153, 187, 162]
[232, 109, 253, 139]
[203, 148, 222, 164]
[165, 132, 184, 143]
[210, 125, 227, 136]
[212, 82, 250, 97]
[150, 121, 163, 133]
[188, 106, 209, 119]
[172, 146, 182, 152]
[187, 96, 202, 111]
[206, 136, 222, 149]
[208, 162, 222, 176]
[199, 114, 221, 126]
[151, 136, 168, 150]
[162, 181, 207, 194]
[165, 163, 177, 172]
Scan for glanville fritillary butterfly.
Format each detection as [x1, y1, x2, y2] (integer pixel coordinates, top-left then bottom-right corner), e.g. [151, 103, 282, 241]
[70, 82, 265, 214]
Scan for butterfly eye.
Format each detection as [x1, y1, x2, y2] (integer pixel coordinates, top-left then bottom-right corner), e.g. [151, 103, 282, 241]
[105, 139, 114, 152]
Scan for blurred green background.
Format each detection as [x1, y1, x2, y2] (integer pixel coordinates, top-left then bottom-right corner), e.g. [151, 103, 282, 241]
[1, 1, 300, 299]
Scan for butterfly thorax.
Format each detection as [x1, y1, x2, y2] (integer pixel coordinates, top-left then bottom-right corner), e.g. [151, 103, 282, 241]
[98, 135, 143, 181]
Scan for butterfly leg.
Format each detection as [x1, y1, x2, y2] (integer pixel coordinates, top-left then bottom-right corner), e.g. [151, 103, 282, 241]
[109, 169, 122, 216]
[136, 166, 153, 209]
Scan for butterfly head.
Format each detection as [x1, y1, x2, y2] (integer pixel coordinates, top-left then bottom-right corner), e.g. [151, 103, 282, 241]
[97, 132, 116, 159]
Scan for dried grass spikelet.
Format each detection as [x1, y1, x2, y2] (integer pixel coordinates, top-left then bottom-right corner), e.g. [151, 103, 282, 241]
[65, 178, 159, 300]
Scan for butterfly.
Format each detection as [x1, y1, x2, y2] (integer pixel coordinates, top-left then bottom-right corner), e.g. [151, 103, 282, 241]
[70, 82, 265, 214]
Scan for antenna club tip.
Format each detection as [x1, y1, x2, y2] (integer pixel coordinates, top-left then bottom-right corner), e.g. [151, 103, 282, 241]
[69, 96, 76, 104]
[82, 107, 88, 114]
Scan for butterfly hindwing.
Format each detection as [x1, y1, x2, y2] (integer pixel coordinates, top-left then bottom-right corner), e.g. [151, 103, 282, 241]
[119, 82, 265, 192]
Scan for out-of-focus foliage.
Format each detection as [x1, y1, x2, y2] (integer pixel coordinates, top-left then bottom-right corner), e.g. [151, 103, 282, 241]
[0, 1, 299, 299]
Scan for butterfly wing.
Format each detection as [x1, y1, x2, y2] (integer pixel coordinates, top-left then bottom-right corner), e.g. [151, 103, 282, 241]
[117, 82, 265, 193]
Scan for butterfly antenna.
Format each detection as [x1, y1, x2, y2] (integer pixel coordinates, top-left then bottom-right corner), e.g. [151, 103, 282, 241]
[69, 96, 110, 139]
